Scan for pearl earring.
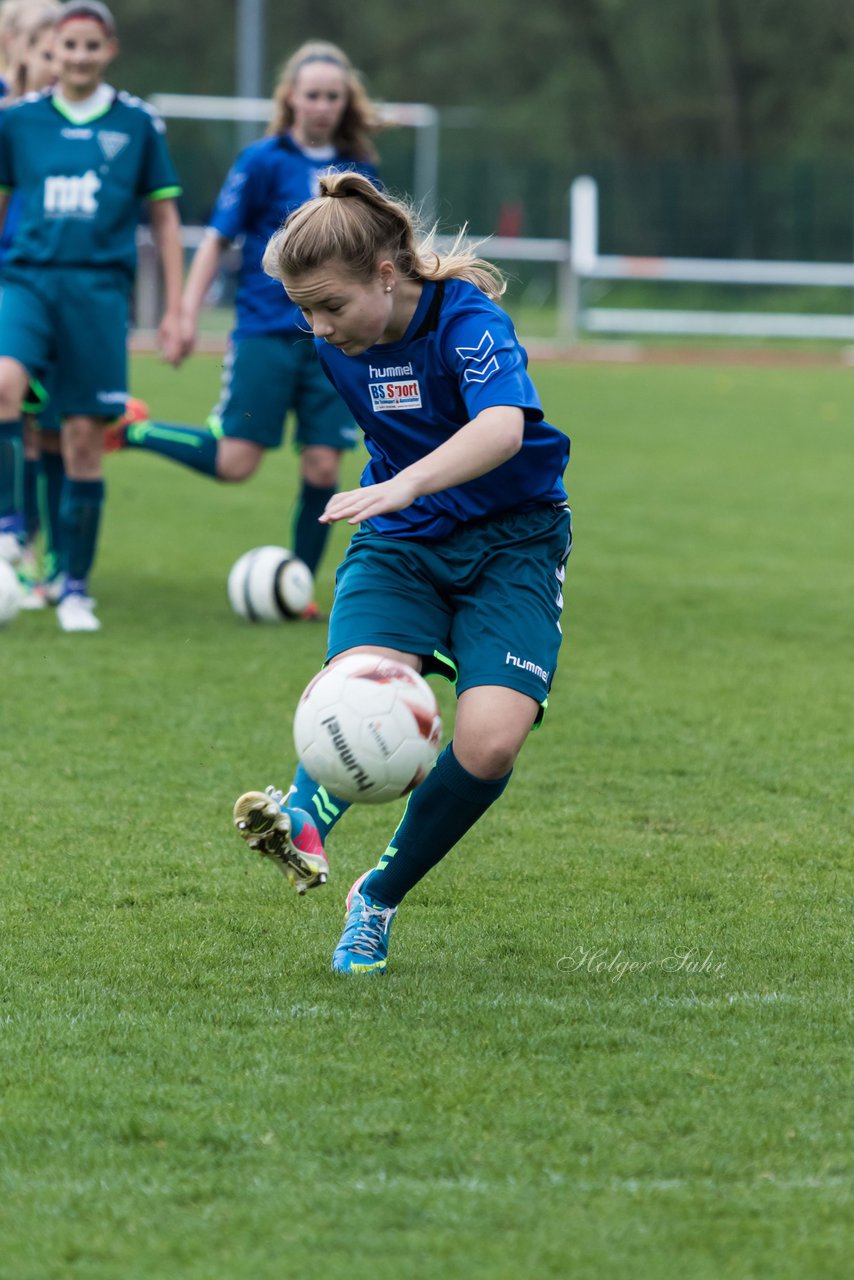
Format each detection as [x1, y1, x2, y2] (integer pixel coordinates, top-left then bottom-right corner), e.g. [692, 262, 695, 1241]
[385, 285, 392, 293]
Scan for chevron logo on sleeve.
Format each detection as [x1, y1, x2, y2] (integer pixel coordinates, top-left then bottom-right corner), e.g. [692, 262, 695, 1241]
[455, 329, 500, 383]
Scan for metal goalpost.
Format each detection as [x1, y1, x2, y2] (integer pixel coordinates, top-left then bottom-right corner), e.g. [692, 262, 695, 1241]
[149, 92, 440, 223]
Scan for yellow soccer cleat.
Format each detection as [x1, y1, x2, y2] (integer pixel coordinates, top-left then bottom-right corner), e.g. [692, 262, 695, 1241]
[233, 786, 328, 894]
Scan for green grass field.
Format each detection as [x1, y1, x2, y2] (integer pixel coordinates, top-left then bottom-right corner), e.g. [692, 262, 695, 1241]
[1, 353, 851, 1279]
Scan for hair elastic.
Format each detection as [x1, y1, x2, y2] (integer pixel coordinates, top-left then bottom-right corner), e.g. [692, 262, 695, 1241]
[56, 0, 116, 34]
[294, 53, 346, 72]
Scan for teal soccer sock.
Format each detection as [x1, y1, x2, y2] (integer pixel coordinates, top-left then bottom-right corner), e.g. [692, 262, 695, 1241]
[288, 761, 350, 843]
[0, 418, 23, 525]
[125, 419, 219, 477]
[293, 481, 335, 575]
[362, 743, 512, 908]
[39, 450, 65, 579]
[59, 477, 104, 584]
[23, 457, 40, 541]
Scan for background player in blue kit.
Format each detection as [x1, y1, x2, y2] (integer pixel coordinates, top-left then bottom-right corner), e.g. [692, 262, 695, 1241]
[232, 171, 573, 975]
[0, 0, 183, 631]
[105, 40, 382, 600]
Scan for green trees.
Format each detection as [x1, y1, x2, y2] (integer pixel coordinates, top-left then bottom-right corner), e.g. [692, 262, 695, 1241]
[116, 1, 854, 250]
[117, 0, 854, 161]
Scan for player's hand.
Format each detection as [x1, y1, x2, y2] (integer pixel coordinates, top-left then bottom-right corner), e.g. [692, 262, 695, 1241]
[174, 311, 199, 362]
[158, 312, 185, 367]
[320, 475, 420, 524]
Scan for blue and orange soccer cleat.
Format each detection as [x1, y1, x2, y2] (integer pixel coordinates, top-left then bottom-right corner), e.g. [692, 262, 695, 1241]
[331, 873, 397, 975]
[102, 397, 150, 453]
[233, 785, 328, 894]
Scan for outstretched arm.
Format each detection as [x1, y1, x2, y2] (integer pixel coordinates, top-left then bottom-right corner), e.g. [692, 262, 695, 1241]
[320, 406, 524, 525]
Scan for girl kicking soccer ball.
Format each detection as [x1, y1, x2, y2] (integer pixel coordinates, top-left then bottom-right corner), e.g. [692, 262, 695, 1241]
[233, 172, 572, 975]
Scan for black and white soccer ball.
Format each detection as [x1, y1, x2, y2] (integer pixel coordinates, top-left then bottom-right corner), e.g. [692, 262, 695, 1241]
[293, 654, 443, 804]
[227, 546, 314, 622]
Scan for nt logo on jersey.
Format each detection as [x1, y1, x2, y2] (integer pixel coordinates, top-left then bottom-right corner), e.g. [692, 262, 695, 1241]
[43, 170, 101, 216]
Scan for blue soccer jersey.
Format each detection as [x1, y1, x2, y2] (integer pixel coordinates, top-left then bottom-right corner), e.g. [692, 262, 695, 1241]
[0, 88, 181, 274]
[210, 134, 379, 339]
[0, 190, 22, 266]
[316, 278, 570, 541]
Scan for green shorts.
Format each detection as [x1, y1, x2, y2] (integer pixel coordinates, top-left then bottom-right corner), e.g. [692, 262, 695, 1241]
[327, 504, 572, 713]
[209, 333, 358, 452]
[0, 265, 129, 418]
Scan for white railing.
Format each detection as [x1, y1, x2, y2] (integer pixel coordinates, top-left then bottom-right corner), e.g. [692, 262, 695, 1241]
[135, 173, 854, 346]
[569, 175, 854, 340]
[134, 226, 574, 344]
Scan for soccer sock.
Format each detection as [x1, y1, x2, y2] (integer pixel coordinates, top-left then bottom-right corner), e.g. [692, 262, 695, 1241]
[23, 457, 41, 542]
[0, 418, 23, 524]
[124, 418, 219, 477]
[40, 449, 65, 580]
[287, 761, 351, 844]
[293, 481, 335, 575]
[59, 477, 104, 586]
[361, 743, 512, 908]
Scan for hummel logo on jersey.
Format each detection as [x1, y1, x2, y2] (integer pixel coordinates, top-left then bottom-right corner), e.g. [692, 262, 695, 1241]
[97, 130, 130, 161]
[44, 171, 101, 216]
[455, 329, 500, 384]
[60, 127, 92, 140]
[369, 362, 414, 378]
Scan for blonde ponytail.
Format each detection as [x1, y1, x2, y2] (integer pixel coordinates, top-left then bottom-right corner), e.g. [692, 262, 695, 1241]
[264, 172, 506, 300]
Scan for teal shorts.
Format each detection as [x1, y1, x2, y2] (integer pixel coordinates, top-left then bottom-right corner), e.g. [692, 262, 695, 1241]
[0, 286, 59, 428]
[0, 265, 129, 418]
[327, 504, 573, 713]
[209, 333, 359, 452]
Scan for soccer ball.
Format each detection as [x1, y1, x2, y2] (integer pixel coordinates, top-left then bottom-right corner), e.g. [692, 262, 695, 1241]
[227, 546, 314, 621]
[0, 558, 21, 626]
[293, 654, 443, 804]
